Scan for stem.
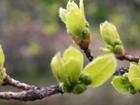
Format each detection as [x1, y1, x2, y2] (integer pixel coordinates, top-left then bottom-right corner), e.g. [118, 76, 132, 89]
[118, 54, 139, 63]
[83, 48, 93, 61]
[4, 75, 34, 90]
[0, 85, 63, 101]
[114, 66, 129, 76]
[0, 75, 63, 101]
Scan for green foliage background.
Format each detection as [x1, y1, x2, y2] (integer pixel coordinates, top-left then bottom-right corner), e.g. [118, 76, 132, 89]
[0, 0, 140, 105]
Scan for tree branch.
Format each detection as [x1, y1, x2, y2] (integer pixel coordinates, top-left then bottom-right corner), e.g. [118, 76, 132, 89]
[114, 66, 129, 76]
[83, 48, 93, 61]
[0, 74, 63, 101]
[0, 85, 63, 101]
[3, 75, 34, 90]
[118, 54, 139, 63]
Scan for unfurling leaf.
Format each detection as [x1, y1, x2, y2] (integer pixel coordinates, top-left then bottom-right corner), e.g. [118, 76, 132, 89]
[59, 0, 90, 50]
[63, 46, 83, 82]
[128, 63, 140, 81]
[51, 46, 83, 86]
[59, 0, 89, 37]
[51, 53, 68, 84]
[64, 58, 82, 83]
[63, 46, 83, 66]
[83, 54, 117, 88]
[128, 62, 140, 90]
[100, 21, 121, 46]
[0, 45, 7, 84]
[131, 78, 140, 90]
[111, 76, 129, 93]
[100, 21, 125, 57]
[0, 68, 7, 84]
[112, 71, 138, 94]
[0, 45, 5, 68]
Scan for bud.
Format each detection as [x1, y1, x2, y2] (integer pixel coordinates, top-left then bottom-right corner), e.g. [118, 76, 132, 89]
[62, 83, 74, 93]
[100, 21, 125, 56]
[51, 46, 83, 86]
[72, 83, 87, 94]
[0, 45, 5, 68]
[59, 0, 90, 49]
[129, 86, 137, 94]
[79, 73, 92, 85]
[51, 53, 69, 84]
[100, 21, 120, 46]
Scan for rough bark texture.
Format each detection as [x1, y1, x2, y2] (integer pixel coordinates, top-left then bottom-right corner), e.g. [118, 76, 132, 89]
[0, 85, 63, 101]
[4, 76, 34, 90]
[118, 54, 139, 63]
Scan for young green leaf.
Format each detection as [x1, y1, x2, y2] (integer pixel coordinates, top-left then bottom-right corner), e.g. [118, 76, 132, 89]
[111, 76, 129, 93]
[131, 78, 140, 90]
[63, 46, 83, 66]
[128, 63, 140, 81]
[59, 0, 89, 36]
[0, 68, 7, 84]
[64, 58, 82, 83]
[0, 46, 5, 68]
[51, 46, 84, 86]
[83, 54, 117, 88]
[51, 53, 69, 84]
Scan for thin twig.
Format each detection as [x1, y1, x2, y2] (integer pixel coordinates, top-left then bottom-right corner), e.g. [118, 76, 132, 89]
[83, 48, 93, 61]
[3, 75, 34, 90]
[114, 66, 129, 76]
[118, 54, 139, 63]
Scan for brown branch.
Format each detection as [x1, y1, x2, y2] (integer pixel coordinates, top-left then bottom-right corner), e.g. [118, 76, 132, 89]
[83, 48, 94, 61]
[118, 54, 139, 63]
[0, 85, 63, 101]
[0, 75, 63, 101]
[114, 66, 129, 76]
[3, 75, 34, 90]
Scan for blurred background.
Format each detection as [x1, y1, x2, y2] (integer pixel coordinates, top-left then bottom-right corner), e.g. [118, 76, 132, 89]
[0, 0, 140, 105]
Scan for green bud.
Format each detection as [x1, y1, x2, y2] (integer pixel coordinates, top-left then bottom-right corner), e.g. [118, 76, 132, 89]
[0, 45, 5, 68]
[80, 73, 92, 85]
[100, 21, 120, 46]
[51, 53, 69, 84]
[72, 83, 87, 94]
[129, 86, 137, 94]
[51, 46, 83, 86]
[62, 83, 74, 93]
[59, 0, 90, 44]
[100, 21, 125, 56]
